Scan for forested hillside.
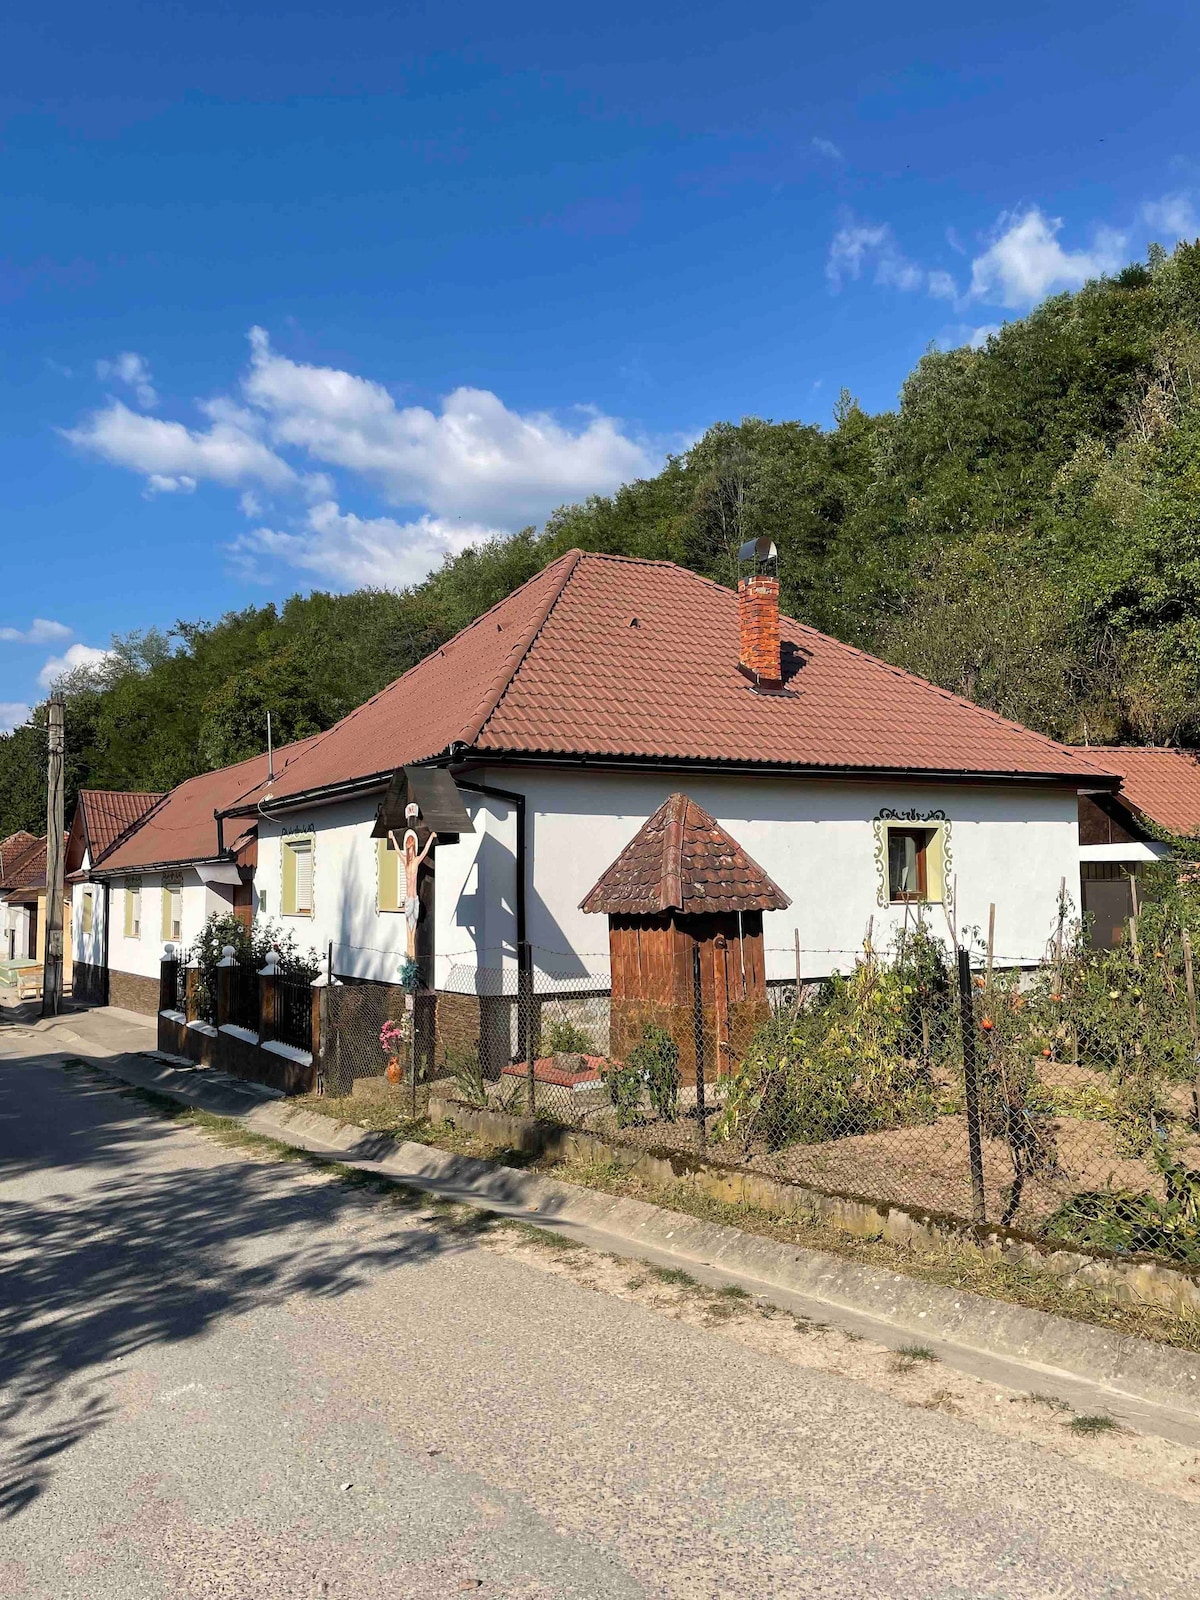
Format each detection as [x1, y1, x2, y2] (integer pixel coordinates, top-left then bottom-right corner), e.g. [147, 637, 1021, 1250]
[4, 240, 1200, 838]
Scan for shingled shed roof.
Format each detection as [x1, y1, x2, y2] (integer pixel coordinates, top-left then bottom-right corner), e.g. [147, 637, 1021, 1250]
[581, 793, 790, 917]
[233, 550, 1117, 808]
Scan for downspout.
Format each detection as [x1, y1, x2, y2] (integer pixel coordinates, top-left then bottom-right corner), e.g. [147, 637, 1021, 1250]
[101, 880, 111, 1006]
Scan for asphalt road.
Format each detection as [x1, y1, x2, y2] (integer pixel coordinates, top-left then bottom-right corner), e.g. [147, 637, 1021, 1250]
[2, 1042, 1200, 1599]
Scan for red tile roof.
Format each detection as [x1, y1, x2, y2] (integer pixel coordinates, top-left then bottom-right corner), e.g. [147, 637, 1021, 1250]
[0, 832, 39, 882]
[1, 836, 46, 894]
[248, 551, 1115, 804]
[1085, 748, 1200, 836]
[581, 793, 790, 916]
[76, 789, 165, 862]
[96, 737, 319, 872]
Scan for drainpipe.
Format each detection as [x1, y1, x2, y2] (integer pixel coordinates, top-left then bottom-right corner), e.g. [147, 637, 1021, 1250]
[101, 880, 111, 1006]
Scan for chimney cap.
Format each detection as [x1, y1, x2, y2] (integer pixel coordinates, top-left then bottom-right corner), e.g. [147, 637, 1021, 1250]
[737, 537, 777, 564]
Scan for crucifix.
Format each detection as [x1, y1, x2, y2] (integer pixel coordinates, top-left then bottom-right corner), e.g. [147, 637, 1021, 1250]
[390, 803, 435, 961]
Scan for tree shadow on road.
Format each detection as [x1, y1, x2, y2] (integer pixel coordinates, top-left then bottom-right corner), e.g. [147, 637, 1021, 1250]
[0, 1062, 497, 1519]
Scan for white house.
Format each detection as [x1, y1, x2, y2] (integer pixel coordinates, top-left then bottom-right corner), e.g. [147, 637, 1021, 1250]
[225, 549, 1116, 1004]
[75, 549, 1121, 1021]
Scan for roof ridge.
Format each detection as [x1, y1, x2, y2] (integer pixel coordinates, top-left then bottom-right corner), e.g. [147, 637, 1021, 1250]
[458, 549, 584, 747]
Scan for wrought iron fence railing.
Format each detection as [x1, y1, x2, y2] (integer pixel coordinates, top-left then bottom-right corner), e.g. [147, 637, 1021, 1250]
[272, 974, 313, 1055]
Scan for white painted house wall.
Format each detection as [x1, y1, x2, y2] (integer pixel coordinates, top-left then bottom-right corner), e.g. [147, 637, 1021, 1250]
[103, 869, 229, 979]
[71, 852, 107, 972]
[253, 767, 1082, 991]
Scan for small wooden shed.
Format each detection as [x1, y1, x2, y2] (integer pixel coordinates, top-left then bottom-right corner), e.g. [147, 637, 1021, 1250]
[581, 793, 790, 1085]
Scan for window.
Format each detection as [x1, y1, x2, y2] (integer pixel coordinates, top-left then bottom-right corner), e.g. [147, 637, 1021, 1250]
[282, 836, 314, 916]
[81, 890, 93, 936]
[885, 825, 944, 904]
[161, 876, 183, 942]
[376, 835, 402, 912]
[124, 878, 142, 939]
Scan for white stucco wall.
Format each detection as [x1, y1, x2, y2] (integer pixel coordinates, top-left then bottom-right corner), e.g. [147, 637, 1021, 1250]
[101, 869, 230, 979]
[71, 869, 107, 971]
[252, 767, 1082, 990]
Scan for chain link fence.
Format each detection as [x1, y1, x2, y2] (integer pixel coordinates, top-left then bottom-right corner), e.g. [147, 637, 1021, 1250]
[407, 888, 1200, 1270]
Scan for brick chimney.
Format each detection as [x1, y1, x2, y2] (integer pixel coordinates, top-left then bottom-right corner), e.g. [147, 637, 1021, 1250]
[737, 537, 781, 688]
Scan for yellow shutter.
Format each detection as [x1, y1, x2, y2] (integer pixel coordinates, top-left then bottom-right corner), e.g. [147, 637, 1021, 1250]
[161, 886, 172, 941]
[377, 836, 400, 911]
[282, 840, 297, 915]
[926, 828, 946, 904]
[82, 891, 93, 934]
[124, 885, 136, 938]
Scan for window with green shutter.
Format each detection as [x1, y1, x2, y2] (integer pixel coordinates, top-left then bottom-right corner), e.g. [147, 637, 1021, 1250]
[282, 836, 314, 916]
[124, 879, 142, 939]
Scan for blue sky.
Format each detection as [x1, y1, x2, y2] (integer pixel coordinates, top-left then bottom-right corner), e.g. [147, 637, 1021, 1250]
[3, 0, 1199, 728]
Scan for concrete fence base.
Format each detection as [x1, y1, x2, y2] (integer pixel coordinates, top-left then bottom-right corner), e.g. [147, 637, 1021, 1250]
[427, 1095, 1200, 1321]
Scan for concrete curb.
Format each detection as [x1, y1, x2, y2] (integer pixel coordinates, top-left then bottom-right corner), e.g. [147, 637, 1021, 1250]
[245, 1101, 1200, 1419]
[58, 1046, 1200, 1425]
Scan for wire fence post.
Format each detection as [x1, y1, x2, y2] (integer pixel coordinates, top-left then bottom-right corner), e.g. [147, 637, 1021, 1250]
[692, 940, 707, 1150]
[519, 940, 536, 1117]
[956, 946, 987, 1223]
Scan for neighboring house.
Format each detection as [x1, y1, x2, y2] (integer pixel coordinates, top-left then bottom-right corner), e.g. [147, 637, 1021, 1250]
[65, 789, 164, 1002]
[82, 744, 315, 1014]
[1077, 747, 1200, 946]
[0, 834, 71, 981]
[0, 831, 43, 964]
[208, 549, 1116, 1016]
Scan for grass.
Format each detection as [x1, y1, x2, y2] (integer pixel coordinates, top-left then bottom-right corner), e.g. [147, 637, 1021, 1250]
[97, 1059, 1200, 1356]
[1068, 1413, 1121, 1436]
[1027, 1392, 1073, 1413]
[648, 1265, 701, 1289]
[895, 1343, 938, 1362]
[507, 1223, 584, 1252]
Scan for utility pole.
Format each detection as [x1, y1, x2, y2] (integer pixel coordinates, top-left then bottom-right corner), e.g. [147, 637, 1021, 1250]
[42, 694, 65, 1017]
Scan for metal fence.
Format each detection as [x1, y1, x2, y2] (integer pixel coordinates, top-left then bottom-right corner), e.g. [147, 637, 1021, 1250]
[273, 974, 313, 1055]
[418, 909, 1200, 1270]
[323, 981, 410, 1099]
[228, 962, 260, 1032]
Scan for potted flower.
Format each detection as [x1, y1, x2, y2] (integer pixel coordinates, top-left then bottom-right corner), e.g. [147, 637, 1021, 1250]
[380, 1015, 412, 1085]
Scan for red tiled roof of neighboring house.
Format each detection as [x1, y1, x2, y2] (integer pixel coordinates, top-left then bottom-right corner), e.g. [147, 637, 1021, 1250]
[1084, 747, 1200, 836]
[95, 737, 319, 873]
[241, 550, 1116, 807]
[77, 789, 165, 862]
[581, 793, 790, 916]
[1, 836, 46, 895]
[0, 831, 39, 883]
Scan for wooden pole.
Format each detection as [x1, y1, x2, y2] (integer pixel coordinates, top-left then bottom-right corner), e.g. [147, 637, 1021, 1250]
[956, 947, 987, 1223]
[791, 928, 802, 1018]
[41, 695, 65, 1017]
[986, 903, 995, 980]
[1184, 930, 1199, 1128]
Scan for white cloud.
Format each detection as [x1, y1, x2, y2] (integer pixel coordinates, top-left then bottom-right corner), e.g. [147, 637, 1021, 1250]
[827, 220, 957, 301]
[0, 702, 30, 734]
[96, 351, 158, 409]
[37, 642, 115, 689]
[63, 398, 298, 494]
[811, 136, 843, 161]
[64, 330, 657, 540]
[1142, 194, 1199, 243]
[228, 501, 494, 590]
[0, 618, 72, 644]
[968, 208, 1125, 309]
[241, 328, 656, 525]
[968, 324, 1000, 350]
[926, 270, 958, 301]
[239, 489, 263, 517]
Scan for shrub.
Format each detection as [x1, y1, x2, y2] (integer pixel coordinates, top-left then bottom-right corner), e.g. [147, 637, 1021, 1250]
[629, 1021, 681, 1122]
[185, 912, 319, 1023]
[546, 1015, 596, 1056]
[602, 1060, 643, 1127]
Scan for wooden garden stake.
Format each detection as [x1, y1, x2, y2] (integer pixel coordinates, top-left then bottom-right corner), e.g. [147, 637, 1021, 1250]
[986, 903, 995, 980]
[792, 927, 802, 1018]
[1184, 930, 1199, 1127]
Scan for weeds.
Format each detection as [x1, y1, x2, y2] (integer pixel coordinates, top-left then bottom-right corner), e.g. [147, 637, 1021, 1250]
[1068, 1413, 1121, 1436]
